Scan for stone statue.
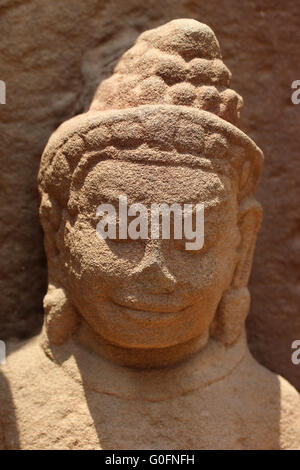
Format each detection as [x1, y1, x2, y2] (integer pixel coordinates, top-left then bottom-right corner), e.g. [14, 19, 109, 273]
[1, 19, 299, 450]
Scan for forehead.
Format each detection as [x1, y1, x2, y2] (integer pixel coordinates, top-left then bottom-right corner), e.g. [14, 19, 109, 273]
[80, 159, 232, 207]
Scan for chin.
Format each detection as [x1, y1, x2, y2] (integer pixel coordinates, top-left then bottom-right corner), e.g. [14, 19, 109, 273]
[83, 300, 209, 350]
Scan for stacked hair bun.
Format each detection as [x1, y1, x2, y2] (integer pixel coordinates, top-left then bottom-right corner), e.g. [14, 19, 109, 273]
[90, 19, 243, 127]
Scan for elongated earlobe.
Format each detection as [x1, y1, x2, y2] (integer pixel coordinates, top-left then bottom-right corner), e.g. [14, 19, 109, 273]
[210, 287, 250, 345]
[233, 198, 262, 288]
[43, 284, 79, 345]
[211, 198, 262, 345]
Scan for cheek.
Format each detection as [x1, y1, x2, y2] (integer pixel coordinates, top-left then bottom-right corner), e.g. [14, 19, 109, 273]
[179, 254, 222, 296]
[213, 230, 240, 286]
[170, 235, 238, 296]
[64, 223, 145, 286]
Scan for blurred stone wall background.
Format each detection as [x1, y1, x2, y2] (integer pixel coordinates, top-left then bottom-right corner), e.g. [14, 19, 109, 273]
[0, 0, 299, 390]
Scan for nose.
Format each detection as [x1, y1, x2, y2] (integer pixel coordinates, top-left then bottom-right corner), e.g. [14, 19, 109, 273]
[132, 240, 177, 294]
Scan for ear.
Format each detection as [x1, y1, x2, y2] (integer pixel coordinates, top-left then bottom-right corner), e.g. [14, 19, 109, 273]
[39, 192, 79, 345]
[42, 284, 79, 346]
[232, 197, 263, 289]
[210, 197, 262, 346]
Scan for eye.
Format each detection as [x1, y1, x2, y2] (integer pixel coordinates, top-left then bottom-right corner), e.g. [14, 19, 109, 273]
[109, 235, 144, 244]
[173, 237, 205, 254]
[173, 230, 218, 254]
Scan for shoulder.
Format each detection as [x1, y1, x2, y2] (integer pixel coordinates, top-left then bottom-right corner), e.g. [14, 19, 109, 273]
[0, 415, 5, 450]
[230, 351, 300, 449]
[278, 375, 300, 450]
[0, 337, 42, 450]
[0, 368, 9, 449]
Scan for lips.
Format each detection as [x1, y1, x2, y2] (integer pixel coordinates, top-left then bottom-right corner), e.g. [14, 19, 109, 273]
[111, 299, 190, 317]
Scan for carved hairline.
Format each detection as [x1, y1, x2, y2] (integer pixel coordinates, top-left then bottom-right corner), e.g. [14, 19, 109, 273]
[38, 105, 263, 212]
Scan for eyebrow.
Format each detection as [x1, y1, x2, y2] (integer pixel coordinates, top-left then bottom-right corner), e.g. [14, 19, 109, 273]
[93, 194, 228, 212]
[89, 174, 230, 208]
[93, 191, 126, 205]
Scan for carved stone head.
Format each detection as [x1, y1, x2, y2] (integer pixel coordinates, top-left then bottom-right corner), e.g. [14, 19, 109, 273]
[38, 19, 263, 367]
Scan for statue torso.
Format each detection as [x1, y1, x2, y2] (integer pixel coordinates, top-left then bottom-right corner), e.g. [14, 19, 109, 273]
[1, 335, 299, 450]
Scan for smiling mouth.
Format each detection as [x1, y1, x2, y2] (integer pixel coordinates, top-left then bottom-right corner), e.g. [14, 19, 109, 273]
[111, 299, 190, 319]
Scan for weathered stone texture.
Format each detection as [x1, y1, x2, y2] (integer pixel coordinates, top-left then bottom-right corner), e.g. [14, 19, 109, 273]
[0, 1, 299, 390]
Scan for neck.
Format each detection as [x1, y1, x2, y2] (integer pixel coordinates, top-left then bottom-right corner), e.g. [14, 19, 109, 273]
[40, 321, 248, 402]
[76, 319, 210, 368]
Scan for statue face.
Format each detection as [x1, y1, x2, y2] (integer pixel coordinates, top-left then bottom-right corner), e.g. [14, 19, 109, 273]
[63, 159, 240, 349]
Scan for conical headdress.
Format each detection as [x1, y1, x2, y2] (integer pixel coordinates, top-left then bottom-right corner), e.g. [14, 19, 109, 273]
[39, 19, 263, 212]
[91, 19, 242, 127]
